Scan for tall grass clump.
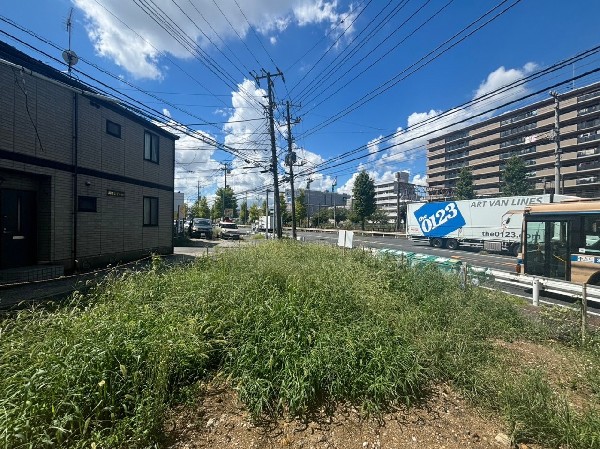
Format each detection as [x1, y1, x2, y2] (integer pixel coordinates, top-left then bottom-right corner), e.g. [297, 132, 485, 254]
[2, 241, 599, 448]
[0, 265, 220, 448]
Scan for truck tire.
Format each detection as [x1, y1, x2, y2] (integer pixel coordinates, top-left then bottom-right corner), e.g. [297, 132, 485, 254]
[510, 243, 520, 257]
[207, 232, 212, 240]
[431, 238, 444, 248]
[446, 239, 459, 250]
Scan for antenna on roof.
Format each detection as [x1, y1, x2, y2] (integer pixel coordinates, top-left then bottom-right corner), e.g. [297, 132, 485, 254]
[62, 8, 78, 76]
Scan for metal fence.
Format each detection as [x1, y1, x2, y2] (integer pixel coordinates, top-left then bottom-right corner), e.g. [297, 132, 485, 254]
[374, 248, 600, 307]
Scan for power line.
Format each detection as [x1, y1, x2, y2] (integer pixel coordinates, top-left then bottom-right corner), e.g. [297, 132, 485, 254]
[299, 0, 452, 108]
[296, 66, 600, 180]
[301, 43, 600, 175]
[293, 0, 410, 103]
[299, 0, 523, 138]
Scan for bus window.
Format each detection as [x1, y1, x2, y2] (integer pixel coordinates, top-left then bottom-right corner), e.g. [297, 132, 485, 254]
[583, 215, 600, 254]
[525, 221, 546, 276]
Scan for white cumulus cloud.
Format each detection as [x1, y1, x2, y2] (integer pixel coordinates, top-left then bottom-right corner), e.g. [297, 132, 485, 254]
[73, 0, 356, 79]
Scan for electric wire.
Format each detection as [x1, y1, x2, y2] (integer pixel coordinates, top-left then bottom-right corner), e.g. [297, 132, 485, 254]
[299, 0, 522, 138]
[299, 0, 453, 109]
[293, 0, 411, 104]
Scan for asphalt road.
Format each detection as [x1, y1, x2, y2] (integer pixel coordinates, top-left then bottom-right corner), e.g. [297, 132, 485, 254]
[293, 229, 600, 314]
[295, 230, 516, 273]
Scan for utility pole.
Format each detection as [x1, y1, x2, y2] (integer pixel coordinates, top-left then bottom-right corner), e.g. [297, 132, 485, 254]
[542, 177, 547, 194]
[265, 189, 270, 238]
[254, 69, 284, 238]
[306, 179, 312, 228]
[219, 162, 230, 221]
[285, 101, 300, 240]
[331, 177, 337, 227]
[550, 91, 562, 194]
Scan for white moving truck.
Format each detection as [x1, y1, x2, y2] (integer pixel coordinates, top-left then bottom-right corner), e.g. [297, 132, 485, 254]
[407, 194, 573, 256]
[257, 215, 273, 232]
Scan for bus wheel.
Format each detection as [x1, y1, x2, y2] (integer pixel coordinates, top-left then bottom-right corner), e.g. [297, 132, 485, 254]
[588, 272, 600, 286]
[431, 238, 444, 248]
[446, 239, 459, 250]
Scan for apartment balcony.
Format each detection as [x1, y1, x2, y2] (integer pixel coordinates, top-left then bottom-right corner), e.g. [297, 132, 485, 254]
[577, 146, 600, 158]
[577, 160, 600, 172]
[576, 175, 599, 185]
[578, 131, 600, 143]
[577, 90, 600, 102]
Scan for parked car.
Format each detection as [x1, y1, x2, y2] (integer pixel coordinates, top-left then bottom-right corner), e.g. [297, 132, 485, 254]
[189, 218, 213, 239]
[215, 221, 243, 240]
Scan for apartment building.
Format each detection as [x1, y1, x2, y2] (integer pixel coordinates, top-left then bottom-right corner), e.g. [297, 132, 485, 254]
[285, 188, 350, 218]
[0, 41, 178, 274]
[374, 172, 420, 222]
[427, 81, 600, 199]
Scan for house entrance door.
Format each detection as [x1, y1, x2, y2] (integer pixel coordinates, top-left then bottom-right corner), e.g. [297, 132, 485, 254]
[0, 189, 37, 268]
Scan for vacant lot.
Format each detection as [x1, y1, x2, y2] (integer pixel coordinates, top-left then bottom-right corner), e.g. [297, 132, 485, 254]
[1, 242, 599, 448]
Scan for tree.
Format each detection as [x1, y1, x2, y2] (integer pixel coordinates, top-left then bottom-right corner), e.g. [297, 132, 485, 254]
[502, 156, 532, 196]
[212, 187, 237, 220]
[369, 208, 389, 225]
[249, 204, 261, 223]
[454, 167, 475, 200]
[295, 190, 307, 226]
[333, 207, 348, 225]
[197, 197, 210, 218]
[279, 193, 290, 225]
[311, 207, 330, 227]
[239, 200, 248, 224]
[188, 196, 210, 218]
[352, 170, 376, 230]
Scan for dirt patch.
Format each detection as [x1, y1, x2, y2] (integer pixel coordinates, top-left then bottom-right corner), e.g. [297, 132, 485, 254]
[164, 383, 525, 449]
[495, 339, 598, 413]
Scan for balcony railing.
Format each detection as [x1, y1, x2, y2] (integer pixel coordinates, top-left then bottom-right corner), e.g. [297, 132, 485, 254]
[578, 103, 600, 116]
[577, 160, 600, 171]
[578, 132, 600, 143]
[499, 145, 536, 159]
[577, 146, 600, 158]
[578, 90, 600, 102]
[576, 176, 599, 185]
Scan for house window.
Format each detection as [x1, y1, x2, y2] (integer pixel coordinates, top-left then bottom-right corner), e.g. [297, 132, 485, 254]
[106, 120, 121, 138]
[144, 131, 159, 163]
[143, 196, 158, 226]
[78, 196, 97, 212]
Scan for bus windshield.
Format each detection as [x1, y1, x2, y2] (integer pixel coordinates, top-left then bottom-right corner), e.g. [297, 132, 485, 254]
[520, 201, 600, 285]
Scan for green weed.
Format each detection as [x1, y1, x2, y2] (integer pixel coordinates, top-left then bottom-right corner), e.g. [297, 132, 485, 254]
[1, 241, 598, 448]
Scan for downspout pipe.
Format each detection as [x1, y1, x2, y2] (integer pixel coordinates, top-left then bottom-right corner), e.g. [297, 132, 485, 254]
[72, 92, 78, 271]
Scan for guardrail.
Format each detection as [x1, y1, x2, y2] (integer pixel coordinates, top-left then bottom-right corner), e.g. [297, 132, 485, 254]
[486, 269, 600, 304]
[288, 227, 407, 238]
[374, 248, 600, 305]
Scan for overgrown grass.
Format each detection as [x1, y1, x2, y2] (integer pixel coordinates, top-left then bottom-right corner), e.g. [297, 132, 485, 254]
[1, 242, 599, 448]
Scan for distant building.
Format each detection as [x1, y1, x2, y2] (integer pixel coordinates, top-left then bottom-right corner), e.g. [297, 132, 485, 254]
[285, 188, 349, 217]
[174, 192, 185, 219]
[427, 81, 600, 199]
[0, 41, 178, 275]
[374, 172, 421, 222]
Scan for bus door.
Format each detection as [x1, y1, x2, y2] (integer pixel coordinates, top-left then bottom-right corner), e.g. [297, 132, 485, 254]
[524, 219, 570, 280]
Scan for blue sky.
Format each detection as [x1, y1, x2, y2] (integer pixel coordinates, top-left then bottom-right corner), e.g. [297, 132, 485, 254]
[2, 0, 600, 206]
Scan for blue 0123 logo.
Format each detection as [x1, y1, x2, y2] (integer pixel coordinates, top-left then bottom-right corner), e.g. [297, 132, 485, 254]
[414, 201, 466, 238]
